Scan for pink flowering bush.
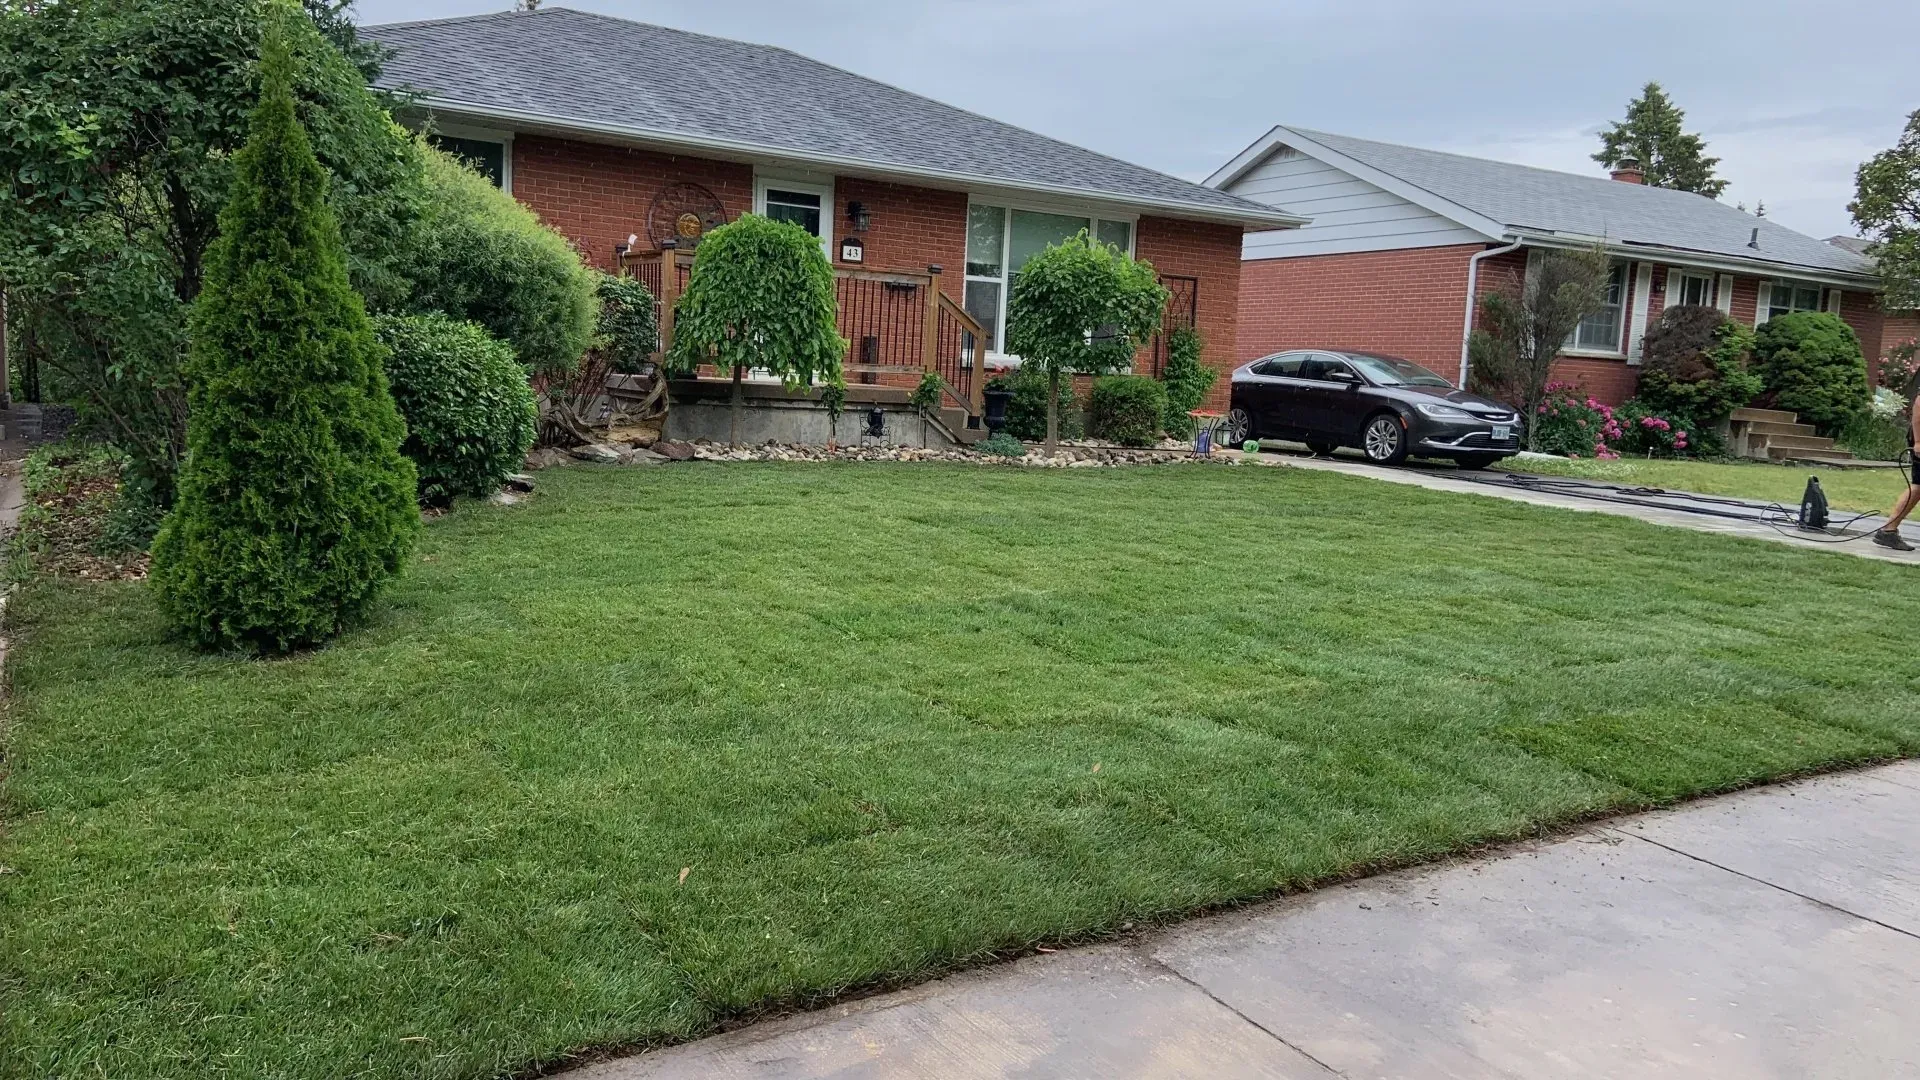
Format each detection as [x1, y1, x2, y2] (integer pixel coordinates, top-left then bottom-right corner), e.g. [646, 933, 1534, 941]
[1531, 383, 1621, 458]
[1613, 399, 1697, 457]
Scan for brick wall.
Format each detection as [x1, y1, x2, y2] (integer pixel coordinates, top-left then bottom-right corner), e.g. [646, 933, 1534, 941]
[511, 135, 753, 270]
[831, 178, 968, 304]
[1136, 217, 1245, 409]
[1237, 244, 1482, 376]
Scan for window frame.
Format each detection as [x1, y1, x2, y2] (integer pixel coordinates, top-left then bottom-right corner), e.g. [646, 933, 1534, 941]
[425, 122, 513, 193]
[963, 197, 1139, 360]
[1758, 279, 1831, 324]
[753, 172, 834, 260]
[1565, 261, 1630, 357]
[1669, 269, 1715, 309]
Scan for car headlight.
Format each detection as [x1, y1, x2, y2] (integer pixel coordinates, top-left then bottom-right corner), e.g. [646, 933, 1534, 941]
[1414, 402, 1475, 421]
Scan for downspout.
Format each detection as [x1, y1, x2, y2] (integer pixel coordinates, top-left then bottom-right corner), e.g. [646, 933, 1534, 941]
[1458, 237, 1525, 387]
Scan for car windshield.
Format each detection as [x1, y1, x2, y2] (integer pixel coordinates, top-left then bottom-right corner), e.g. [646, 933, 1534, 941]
[1345, 354, 1453, 388]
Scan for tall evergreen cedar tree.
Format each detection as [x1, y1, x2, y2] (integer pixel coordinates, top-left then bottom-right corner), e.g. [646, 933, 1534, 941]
[1593, 82, 1729, 198]
[150, 20, 418, 653]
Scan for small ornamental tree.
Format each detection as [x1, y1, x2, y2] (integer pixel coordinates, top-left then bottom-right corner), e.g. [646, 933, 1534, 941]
[1753, 311, 1871, 430]
[1004, 233, 1168, 455]
[1465, 247, 1614, 449]
[1637, 304, 1762, 424]
[149, 23, 418, 653]
[665, 214, 847, 446]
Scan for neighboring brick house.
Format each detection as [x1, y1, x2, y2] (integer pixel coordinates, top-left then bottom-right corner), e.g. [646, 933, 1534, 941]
[363, 9, 1299, 422]
[1206, 126, 1888, 404]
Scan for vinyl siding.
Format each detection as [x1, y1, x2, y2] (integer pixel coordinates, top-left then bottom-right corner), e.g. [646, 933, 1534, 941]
[1225, 147, 1490, 260]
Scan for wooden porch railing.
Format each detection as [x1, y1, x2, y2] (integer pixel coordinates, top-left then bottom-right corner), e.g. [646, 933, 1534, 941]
[618, 248, 987, 419]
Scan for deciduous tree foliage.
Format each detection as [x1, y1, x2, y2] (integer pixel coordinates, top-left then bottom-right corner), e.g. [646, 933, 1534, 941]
[665, 214, 847, 445]
[1851, 109, 1920, 312]
[1005, 233, 1167, 454]
[0, 0, 426, 492]
[1592, 82, 1728, 198]
[150, 22, 417, 653]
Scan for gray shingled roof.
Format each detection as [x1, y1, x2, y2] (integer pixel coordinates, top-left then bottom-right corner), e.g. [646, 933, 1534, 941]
[1289, 127, 1875, 278]
[363, 8, 1295, 227]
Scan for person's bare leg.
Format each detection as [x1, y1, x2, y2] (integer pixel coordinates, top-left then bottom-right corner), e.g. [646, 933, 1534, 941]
[1886, 484, 1920, 531]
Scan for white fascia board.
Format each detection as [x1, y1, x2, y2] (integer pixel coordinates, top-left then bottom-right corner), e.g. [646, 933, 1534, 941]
[412, 98, 1307, 230]
[1509, 230, 1879, 291]
[1208, 125, 1505, 242]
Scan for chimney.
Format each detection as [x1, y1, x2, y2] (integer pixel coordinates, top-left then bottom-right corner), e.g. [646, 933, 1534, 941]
[1610, 157, 1645, 184]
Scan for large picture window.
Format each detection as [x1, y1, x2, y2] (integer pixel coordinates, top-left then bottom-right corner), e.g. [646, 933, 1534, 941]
[963, 203, 1135, 355]
[1570, 263, 1627, 352]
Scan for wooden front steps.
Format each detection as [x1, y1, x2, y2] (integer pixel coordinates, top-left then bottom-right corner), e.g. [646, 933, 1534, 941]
[1728, 407, 1855, 464]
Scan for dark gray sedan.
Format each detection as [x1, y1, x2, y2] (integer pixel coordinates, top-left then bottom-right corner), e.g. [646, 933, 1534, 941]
[1223, 349, 1522, 468]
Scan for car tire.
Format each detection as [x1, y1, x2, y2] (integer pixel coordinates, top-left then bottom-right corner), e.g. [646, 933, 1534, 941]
[1305, 441, 1336, 457]
[1361, 414, 1409, 465]
[1222, 407, 1251, 447]
[1454, 454, 1501, 471]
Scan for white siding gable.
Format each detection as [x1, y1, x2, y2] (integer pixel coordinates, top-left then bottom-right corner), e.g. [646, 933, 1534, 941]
[1223, 146, 1491, 260]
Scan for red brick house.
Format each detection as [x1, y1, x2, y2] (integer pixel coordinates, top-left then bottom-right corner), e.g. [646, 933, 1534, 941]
[1206, 126, 1893, 404]
[364, 8, 1300, 426]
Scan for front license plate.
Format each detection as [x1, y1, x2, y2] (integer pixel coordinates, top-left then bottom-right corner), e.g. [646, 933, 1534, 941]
[1491, 425, 1512, 441]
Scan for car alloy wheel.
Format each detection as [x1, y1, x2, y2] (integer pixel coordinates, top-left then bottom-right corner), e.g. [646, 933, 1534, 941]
[1363, 415, 1405, 463]
[1222, 408, 1251, 446]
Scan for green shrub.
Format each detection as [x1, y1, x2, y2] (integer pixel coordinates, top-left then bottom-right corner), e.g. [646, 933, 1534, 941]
[1531, 383, 1621, 458]
[149, 27, 418, 653]
[1753, 311, 1870, 430]
[593, 272, 660, 373]
[976, 431, 1027, 457]
[1636, 305, 1762, 422]
[375, 313, 537, 504]
[910, 372, 944, 413]
[1087, 375, 1168, 447]
[999, 364, 1082, 442]
[1612, 399, 1695, 457]
[1835, 395, 1910, 461]
[1159, 326, 1216, 437]
[406, 143, 597, 377]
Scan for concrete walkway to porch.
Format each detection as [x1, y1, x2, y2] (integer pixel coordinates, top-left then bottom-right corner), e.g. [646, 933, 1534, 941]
[570, 760, 1920, 1079]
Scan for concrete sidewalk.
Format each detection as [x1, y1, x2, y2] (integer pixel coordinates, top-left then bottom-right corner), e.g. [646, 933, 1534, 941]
[1271, 452, 1920, 565]
[573, 761, 1920, 1079]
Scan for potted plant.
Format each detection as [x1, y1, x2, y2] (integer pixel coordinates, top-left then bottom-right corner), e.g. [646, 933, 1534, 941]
[983, 376, 1014, 433]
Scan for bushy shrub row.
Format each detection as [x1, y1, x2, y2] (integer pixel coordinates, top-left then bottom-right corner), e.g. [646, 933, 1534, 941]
[994, 364, 1082, 442]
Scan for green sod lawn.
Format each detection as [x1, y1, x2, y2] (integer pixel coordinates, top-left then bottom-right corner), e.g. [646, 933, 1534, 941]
[5, 462, 1918, 1079]
[1495, 453, 1914, 514]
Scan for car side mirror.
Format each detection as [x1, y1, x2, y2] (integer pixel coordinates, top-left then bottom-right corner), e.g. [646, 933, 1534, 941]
[1330, 371, 1360, 386]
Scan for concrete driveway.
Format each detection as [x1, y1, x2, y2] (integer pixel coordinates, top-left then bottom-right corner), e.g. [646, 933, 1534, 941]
[570, 761, 1920, 1079]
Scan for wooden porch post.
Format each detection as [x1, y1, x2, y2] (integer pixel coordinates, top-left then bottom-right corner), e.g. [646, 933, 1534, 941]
[921, 266, 942, 373]
[659, 245, 681, 358]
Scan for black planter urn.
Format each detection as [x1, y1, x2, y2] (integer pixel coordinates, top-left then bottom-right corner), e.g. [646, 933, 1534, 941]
[982, 387, 1013, 433]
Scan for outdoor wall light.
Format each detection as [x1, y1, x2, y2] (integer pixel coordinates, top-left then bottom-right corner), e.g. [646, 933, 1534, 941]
[847, 201, 872, 232]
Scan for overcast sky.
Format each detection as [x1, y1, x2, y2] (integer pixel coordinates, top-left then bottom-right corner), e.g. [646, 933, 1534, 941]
[353, 0, 1920, 241]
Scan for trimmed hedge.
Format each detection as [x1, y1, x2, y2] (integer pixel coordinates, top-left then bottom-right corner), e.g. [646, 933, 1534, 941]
[1753, 312, 1870, 430]
[1088, 375, 1167, 447]
[406, 143, 597, 377]
[375, 313, 537, 505]
[998, 364, 1082, 442]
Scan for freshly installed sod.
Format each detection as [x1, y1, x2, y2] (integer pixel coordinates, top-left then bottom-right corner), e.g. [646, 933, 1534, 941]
[1496, 453, 1913, 514]
[4, 462, 1918, 1079]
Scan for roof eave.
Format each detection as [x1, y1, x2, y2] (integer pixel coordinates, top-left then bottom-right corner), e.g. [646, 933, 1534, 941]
[405, 96, 1308, 230]
[1509, 230, 1881, 289]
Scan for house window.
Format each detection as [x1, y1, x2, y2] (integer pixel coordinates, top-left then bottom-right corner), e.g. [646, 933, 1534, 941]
[963, 202, 1135, 355]
[427, 134, 508, 190]
[753, 175, 833, 259]
[763, 189, 823, 237]
[1670, 270, 1714, 308]
[1763, 281, 1826, 322]
[1570, 263, 1627, 352]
